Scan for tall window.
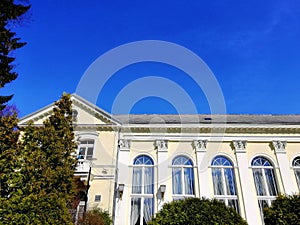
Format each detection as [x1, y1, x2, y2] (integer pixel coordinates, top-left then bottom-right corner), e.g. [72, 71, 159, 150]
[78, 140, 94, 160]
[172, 156, 195, 199]
[292, 156, 300, 190]
[251, 156, 278, 215]
[211, 156, 239, 212]
[131, 155, 154, 225]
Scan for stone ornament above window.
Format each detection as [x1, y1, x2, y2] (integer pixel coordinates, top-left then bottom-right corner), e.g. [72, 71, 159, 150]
[118, 139, 130, 151]
[271, 140, 287, 153]
[232, 140, 247, 153]
[155, 140, 168, 152]
[193, 140, 208, 152]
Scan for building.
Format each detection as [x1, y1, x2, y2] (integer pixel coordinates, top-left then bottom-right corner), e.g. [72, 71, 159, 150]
[19, 94, 300, 225]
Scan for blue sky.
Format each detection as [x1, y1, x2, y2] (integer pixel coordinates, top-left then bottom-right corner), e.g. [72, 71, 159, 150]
[4, 0, 300, 116]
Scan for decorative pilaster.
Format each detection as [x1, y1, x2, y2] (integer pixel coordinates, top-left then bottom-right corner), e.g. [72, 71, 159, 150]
[271, 140, 297, 195]
[271, 140, 287, 154]
[155, 140, 168, 152]
[231, 140, 261, 225]
[193, 139, 209, 198]
[232, 140, 247, 153]
[118, 139, 130, 151]
[193, 140, 207, 152]
[156, 140, 169, 210]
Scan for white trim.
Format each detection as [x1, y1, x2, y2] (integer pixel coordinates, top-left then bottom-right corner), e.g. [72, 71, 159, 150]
[249, 154, 278, 168]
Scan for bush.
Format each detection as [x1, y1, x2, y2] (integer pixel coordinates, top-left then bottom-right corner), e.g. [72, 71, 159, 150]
[77, 208, 112, 225]
[148, 197, 247, 225]
[264, 194, 300, 225]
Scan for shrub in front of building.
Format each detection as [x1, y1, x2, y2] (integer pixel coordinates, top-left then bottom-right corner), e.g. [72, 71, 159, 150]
[148, 197, 247, 225]
[264, 194, 300, 225]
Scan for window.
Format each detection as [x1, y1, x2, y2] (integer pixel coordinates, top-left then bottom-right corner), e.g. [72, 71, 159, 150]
[95, 195, 101, 202]
[211, 156, 239, 212]
[292, 156, 300, 190]
[130, 155, 154, 225]
[78, 140, 94, 160]
[172, 156, 195, 199]
[251, 156, 278, 217]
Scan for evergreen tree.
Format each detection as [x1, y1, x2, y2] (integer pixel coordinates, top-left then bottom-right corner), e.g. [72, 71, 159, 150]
[0, 94, 77, 224]
[0, 0, 30, 109]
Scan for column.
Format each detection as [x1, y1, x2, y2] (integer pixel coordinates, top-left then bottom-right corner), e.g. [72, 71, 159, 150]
[272, 141, 298, 195]
[155, 140, 168, 211]
[114, 139, 131, 225]
[232, 140, 262, 225]
[193, 140, 210, 198]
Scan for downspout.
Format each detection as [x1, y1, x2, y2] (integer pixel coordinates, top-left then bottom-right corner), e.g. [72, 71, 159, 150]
[112, 127, 121, 225]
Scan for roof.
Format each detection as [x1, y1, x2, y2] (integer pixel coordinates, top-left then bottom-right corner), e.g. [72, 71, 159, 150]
[113, 114, 300, 125]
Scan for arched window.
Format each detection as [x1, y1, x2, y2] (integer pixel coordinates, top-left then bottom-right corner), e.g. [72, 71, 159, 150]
[211, 156, 239, 212]
[251, 156, 278, 215]
[131, 155, 154, 225]
[292, 156, 300, 190]
[172, 156, 195, 199]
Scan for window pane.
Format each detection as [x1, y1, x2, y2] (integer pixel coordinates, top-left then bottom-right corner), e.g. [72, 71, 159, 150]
[224, 168, 236, 195]
[265, 169, 277, 196]
[79, 147, 86, 155]
[130, 198, 141, 225]
[184, 167, 194, 195]
[172, 168, 182, 194]
[132, 168, 142, 194]
[253, 168, 267, 196]
[228, 199, 239, 213]
[87, 147, 93, 156]
[143, 198, 154, 223]
[295, 169, 300, 190]
[144, 167, 154, 194]
[212, 168, 224, 195]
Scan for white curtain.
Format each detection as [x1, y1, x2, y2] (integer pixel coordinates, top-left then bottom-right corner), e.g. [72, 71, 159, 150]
[224, 168, 236, 195]
[132, 167, 142, 194]
[184, 168, 194, 195]
[295, 170, 300, 189]
[143, 198, 153, 223]
[144, 167, 153, 194]
[212, 168, 223, 195]
[264, 168, 277, 196]
[253, 168, 266, 196]
[172, 168, 182, 194]
[130, 198, 140, 225]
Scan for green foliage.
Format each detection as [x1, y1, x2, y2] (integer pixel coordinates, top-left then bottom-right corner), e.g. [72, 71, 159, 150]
[149, 198, 247, 225]
[0, 94, 77, 224]
[0, 0, 30, 109]
[77, 208, 113, 225]
[264, 194, 300, 225]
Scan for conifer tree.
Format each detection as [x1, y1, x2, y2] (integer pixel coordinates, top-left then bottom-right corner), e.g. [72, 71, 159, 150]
[0, 94, 77, 224]
[0, 0, 30, 109]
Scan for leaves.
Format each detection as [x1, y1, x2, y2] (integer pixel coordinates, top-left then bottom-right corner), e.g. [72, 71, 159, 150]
[148, 198, 248, 225]
[0, 94, 77, 224]
[264, 194, 300, 225]
[0, 0, 30, 109]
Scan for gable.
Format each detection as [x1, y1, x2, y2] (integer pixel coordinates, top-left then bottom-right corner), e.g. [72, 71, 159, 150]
[19, 94, 121, 126]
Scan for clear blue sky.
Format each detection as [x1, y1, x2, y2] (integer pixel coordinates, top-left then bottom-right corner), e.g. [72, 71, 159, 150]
[4, 0, 300, 116]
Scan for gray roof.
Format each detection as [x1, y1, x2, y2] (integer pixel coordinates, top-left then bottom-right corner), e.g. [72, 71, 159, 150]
[113, 114, 300, 125]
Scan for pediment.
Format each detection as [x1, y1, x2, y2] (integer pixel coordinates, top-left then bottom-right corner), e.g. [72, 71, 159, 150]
[19, 94, 121, 127]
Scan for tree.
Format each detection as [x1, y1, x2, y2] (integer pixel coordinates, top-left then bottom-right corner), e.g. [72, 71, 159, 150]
[77, 208, 112, 225]
[264, 194, 300, 225]
[0, 0, 30, 109]
[149, 198, 247, 225]
[0, 94, 78, 224]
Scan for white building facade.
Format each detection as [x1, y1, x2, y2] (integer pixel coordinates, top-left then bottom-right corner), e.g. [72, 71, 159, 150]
[20, 94, 300, 225]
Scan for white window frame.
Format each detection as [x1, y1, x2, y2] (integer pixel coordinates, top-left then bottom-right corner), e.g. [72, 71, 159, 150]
[78, 139, 95, 160]
[171, 156, 195, 199]
[251, 157, 278, 219]
[292, 156, 300, 191]
[130, 155, 154, 225]
[211, 156, 239, 212]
